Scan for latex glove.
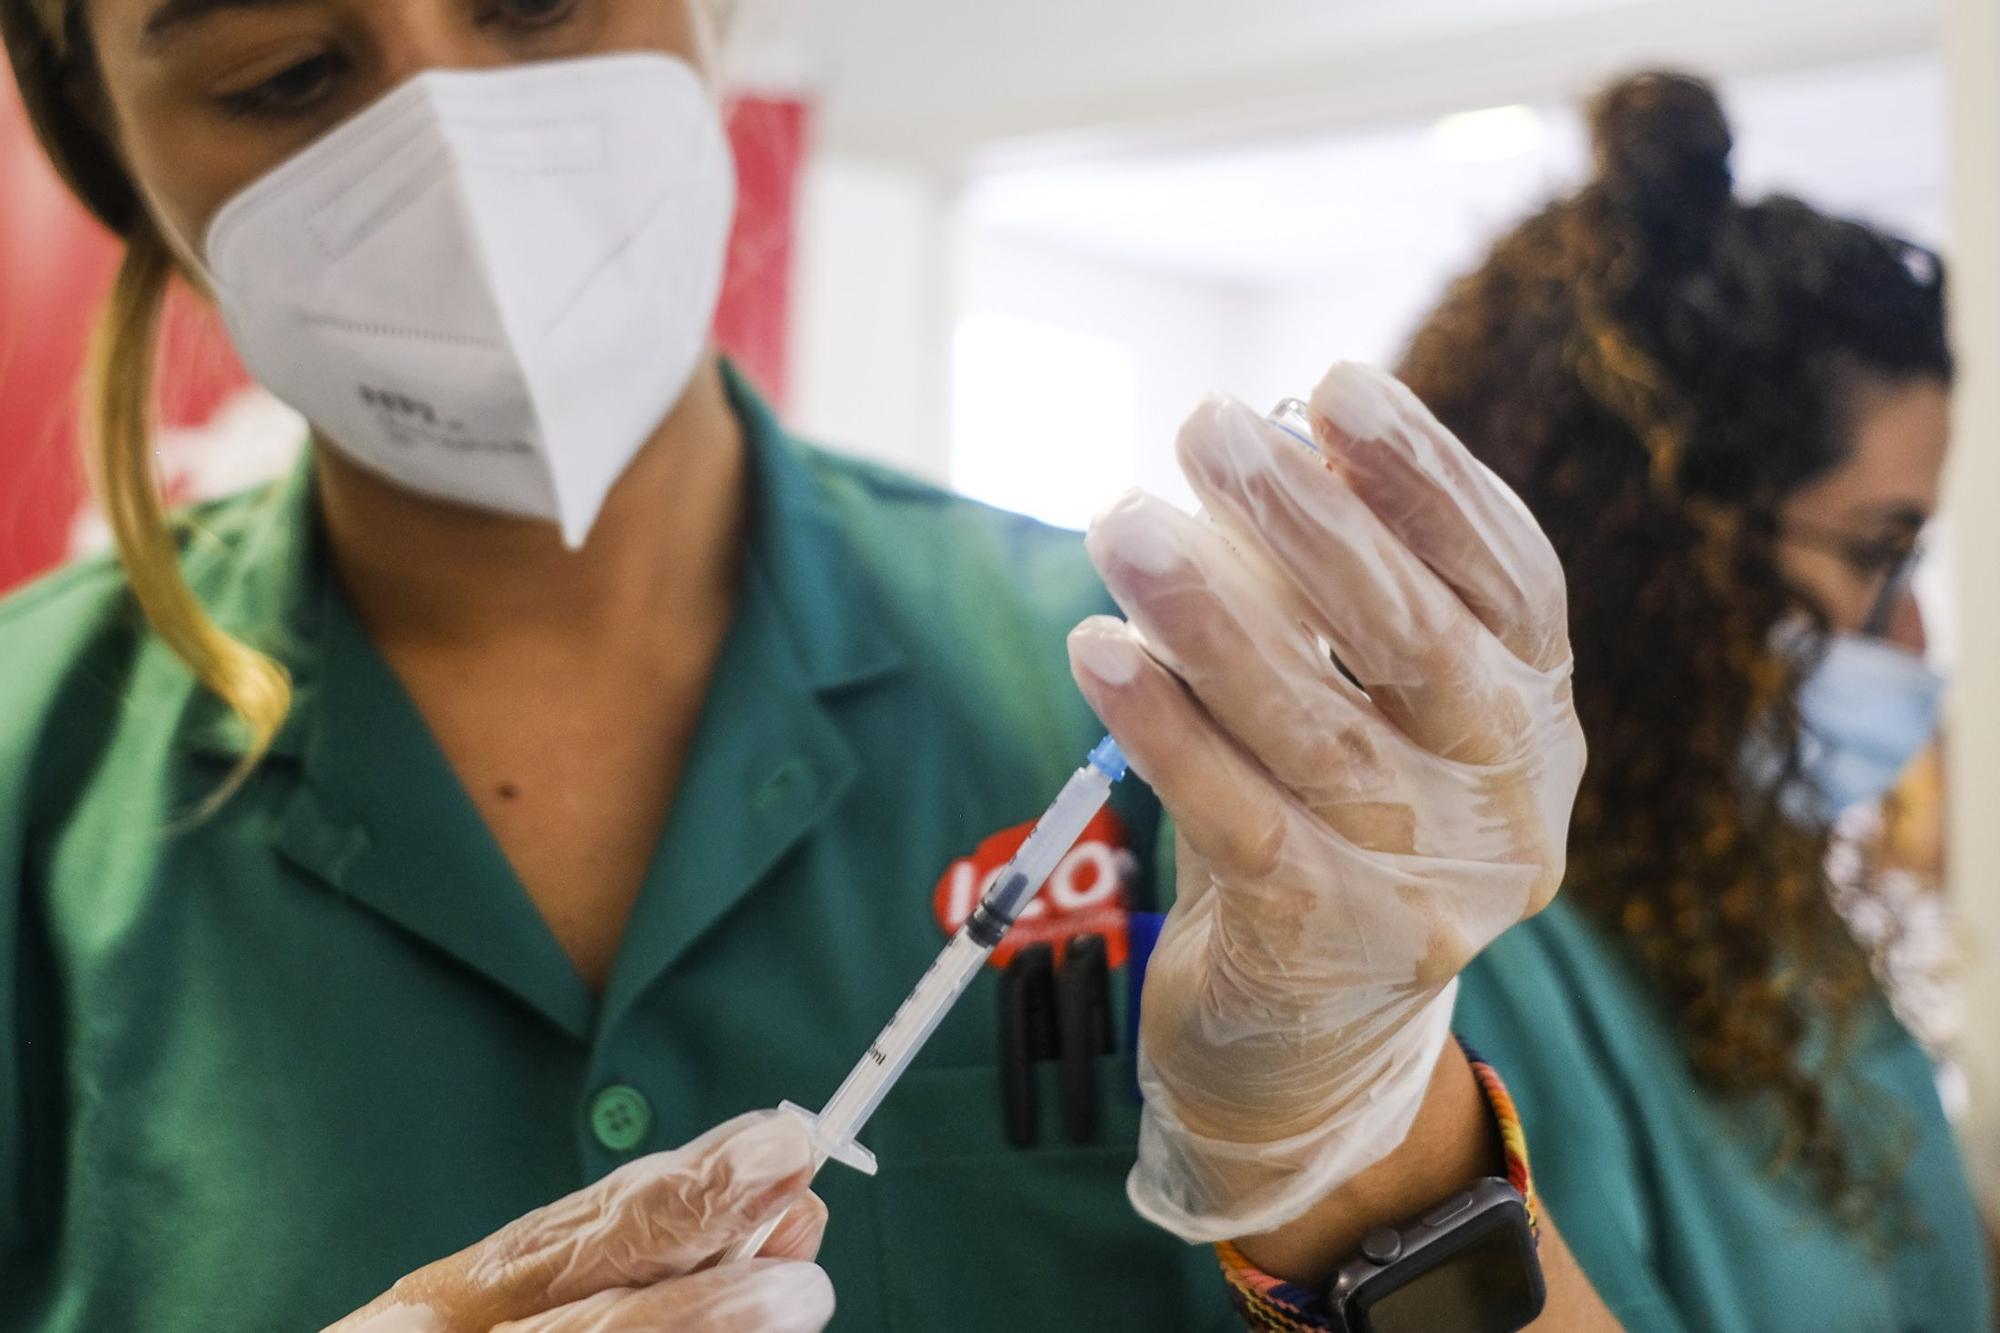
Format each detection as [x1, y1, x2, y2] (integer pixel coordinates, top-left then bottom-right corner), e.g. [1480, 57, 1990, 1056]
[1068, 363, 1585, 1243]
[325, 1111, 834, 1332]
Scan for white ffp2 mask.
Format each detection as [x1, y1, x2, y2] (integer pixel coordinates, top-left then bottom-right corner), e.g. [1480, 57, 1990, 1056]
[204, 52, 737, 548]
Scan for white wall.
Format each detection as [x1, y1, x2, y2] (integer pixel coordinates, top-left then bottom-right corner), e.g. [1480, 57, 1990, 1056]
[1218, 272, 1451, 420]
[792, 53, 1951, 506]
[945, 232, 1468, 523]
[956, 230, 1245, 515]
[1944, 0, 2000, 1201]
[788, 155, 954, 481]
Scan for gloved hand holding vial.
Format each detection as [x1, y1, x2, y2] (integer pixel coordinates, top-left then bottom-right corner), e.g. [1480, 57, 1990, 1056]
[731, 367, 1583, 1255]
[1071, 363, 1585, 1244]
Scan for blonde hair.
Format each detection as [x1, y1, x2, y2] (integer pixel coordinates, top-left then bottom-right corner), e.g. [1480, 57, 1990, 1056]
[83, 224, 293, 802]
[6, 0, 289, 803]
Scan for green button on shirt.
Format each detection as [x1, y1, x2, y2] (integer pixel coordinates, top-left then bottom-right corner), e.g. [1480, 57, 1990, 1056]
[0, 369, 1989, 1330]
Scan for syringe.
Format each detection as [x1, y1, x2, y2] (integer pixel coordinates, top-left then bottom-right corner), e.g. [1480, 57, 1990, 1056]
[724, 734, 1130, 1262]
[723, 399, 1319, 1264]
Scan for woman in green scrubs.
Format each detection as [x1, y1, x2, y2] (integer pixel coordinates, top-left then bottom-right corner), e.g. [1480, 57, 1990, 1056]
[1405, 73, 1993, 1332]
[1, 2, 1614, 1329]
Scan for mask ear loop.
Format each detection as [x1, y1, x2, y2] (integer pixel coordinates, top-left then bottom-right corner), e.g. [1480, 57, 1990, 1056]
[1860, 538, 1922, 642]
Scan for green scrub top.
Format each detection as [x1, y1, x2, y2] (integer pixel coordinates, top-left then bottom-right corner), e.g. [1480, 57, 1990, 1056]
[1457, 901, 1993, 1333]
[0, 367, 1989, 1330]
[0, 370, 1233, 1331]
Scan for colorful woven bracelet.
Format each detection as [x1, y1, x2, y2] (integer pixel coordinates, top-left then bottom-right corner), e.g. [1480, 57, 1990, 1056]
[1214, 1037, 1538, 1332]
[1462, 1037, 1539, 1238]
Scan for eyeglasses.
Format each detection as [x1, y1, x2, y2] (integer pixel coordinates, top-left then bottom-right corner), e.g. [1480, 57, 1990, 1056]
[1779, 517, 1925, 640]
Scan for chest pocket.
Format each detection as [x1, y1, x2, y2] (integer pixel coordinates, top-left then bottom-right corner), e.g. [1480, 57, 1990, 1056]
[845, 1054, 1241, 1333]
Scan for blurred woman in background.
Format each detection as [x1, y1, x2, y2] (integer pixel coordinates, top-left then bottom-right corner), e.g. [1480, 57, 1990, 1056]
[1413, 70, 1993, 1330]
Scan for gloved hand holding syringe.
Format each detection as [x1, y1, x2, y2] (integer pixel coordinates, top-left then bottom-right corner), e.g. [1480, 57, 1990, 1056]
[722, 400, 1322, 1265]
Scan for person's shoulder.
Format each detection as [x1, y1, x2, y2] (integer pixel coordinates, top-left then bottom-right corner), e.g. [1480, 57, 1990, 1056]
[1459, 898, 1644, 1057]
[0, 548, 140, 730]
[799, 441, 1109, 623]
[802, 443, 1092, 557]
[1454, 895, 1685, 1146]
[0, 547, 144, 849]
[1458, 900, 1694, 1329]
[0, 483, 278, 668]
[0, 487, 277, 796]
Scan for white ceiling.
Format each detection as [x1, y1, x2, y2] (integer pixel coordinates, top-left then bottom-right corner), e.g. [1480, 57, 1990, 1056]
[960, 53, 1949, 291]
[731, 0, 1937, 170]
[735, 0, 1622, 140]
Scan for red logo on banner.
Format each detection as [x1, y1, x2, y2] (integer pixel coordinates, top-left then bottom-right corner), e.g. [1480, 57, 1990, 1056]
[932, 808, 1133, 969]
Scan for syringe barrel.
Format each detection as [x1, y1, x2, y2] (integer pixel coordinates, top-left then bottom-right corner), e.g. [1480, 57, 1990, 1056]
[813, 927, 991, 1146]
[721, 924, 995, 1266]
[965, 761, 1115, 945]
[812, 755, 1118, 1151]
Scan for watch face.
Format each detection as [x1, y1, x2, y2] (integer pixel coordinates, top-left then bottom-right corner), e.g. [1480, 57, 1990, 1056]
[1352, 1210, 1542, 1333]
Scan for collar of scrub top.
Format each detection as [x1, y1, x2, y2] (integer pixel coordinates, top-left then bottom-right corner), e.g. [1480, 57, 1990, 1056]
[169, 361, 908, 1038]
[178, 361, 904, 758]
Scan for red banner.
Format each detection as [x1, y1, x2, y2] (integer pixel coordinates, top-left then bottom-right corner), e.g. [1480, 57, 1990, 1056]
[0, 84, 809, 595]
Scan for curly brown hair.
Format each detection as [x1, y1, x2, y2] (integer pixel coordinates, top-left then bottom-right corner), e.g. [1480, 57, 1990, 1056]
[1398, 71, 1952, 1234]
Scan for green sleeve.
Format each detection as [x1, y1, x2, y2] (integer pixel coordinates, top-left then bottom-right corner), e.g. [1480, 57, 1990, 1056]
[0, 559, 132, 1290]
[0, 773, 21, 1264]
[1456, 912, 1691, 1333]
[0, 678, 56, 1294]
[0, 601, 39, 1270]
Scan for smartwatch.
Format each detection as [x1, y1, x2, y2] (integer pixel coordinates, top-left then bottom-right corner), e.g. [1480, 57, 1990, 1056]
[1216, 1040, 1546, 1333]
[1324, 1176, 1545, 1333]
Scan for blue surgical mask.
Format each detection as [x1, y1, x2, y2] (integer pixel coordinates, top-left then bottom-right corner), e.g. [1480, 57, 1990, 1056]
[1744, 632, 1949, 824]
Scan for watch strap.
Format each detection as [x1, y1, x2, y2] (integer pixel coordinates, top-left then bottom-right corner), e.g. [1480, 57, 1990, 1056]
[1215, 1036, 1537, 1331]
[1462, 1037, 1539, 1238]
[1216, 1243, 1340, 1332]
